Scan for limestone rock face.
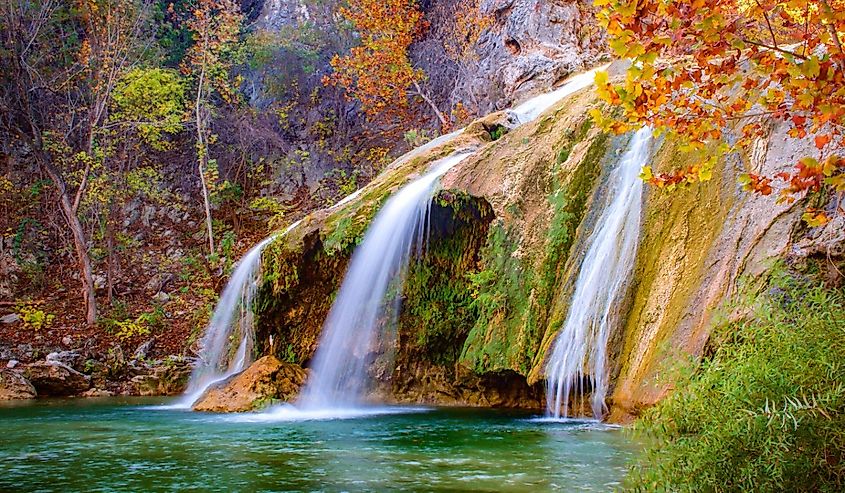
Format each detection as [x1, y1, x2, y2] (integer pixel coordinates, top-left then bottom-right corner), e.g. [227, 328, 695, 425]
[192, 356, 307, 412]
[24, 362, 90, 396]
[450, 0, 607, 114]
[0, 369, 36, 400]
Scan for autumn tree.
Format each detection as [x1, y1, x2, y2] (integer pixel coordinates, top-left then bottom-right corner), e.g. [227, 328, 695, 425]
[183, 0, 244, 255]
[0, 0, 155, 325]
[592, 0, 845, 224]
[324, 0, 450, 133]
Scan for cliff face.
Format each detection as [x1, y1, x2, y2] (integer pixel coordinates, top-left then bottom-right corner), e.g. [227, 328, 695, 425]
[450, 0, 607, 113]
[252, 70, 829, 418]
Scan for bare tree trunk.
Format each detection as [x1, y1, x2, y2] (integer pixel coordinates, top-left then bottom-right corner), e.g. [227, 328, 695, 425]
[40, 156, 97, 326]
[412, 81, 449, 130]
[106, 203, 116, 305]
[195, 66, 215, 254]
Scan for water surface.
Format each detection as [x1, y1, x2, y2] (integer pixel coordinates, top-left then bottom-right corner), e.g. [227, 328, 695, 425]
[0, 398, 638, 492]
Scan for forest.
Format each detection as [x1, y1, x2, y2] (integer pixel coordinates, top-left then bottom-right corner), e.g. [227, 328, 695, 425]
[1, 0, 843, 491]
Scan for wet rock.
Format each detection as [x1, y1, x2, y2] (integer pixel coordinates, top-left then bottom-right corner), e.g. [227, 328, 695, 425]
[0, 369, 36, 400]
[81, 388, 113, 398]
[0, 313, 20, 324]
[193, 355, 307, 412]
[24, 362, 90, 396]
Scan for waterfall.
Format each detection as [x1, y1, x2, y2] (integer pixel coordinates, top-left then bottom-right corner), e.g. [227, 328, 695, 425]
[297, 152, 474, 409]
[508, 67, 603, 125]
[178, 220, 301, 407]
[545, 127, 652, 420]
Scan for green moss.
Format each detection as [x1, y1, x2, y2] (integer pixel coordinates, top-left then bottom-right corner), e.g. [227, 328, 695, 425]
[399, 197, 493, 366]
[462, 127, 611, 377]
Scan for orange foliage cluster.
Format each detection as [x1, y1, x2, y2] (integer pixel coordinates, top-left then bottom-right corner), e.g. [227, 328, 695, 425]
[440, 0, 493, 62]
[182, 0, 243, 104]
[324, 0, 428, 129]
[592, 0, 845, 224]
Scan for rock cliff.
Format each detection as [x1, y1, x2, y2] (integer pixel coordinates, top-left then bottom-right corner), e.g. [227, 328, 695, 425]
[245, 65, 832, 419]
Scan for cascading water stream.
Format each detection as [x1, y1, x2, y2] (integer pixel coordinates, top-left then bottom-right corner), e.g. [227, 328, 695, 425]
[177, 221, 301, 407]
[178, 67, 601, 415]
[297, 152, 474, 410]
[545, 127, 653, 420]
[507, 67, 602, 125]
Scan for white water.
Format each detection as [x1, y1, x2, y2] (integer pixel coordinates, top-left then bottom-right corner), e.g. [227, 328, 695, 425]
[296, 152, 473, 409]
[508, 66, 605, 125]
[177, 66, 603, 416]
[545, 127, 652, 420]
[175, 220, 302, 408]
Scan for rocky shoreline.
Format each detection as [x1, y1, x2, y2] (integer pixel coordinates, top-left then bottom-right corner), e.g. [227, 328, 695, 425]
[0, 340, 194, 400]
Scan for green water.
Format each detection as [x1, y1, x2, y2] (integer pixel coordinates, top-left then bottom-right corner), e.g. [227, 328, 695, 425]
[0, 398, 639, 492]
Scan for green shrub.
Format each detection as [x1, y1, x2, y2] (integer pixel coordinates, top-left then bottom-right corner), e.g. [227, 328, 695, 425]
[17, 304, 55, 331]
[626, 270, 845, 492]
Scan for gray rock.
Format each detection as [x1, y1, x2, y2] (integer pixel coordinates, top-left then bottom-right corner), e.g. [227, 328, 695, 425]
[24, 362, 90, 396]
[141, 205, 156, 227]
[0, 313, 20, 324]
[0, 369, 36, 400]
[93, 273, 107, 290]
[15, 344, 33, 360]
[7, 360, 19, 369]
[153, 291, 170, 303]
[145, 272, 174, 293]
[447, 0, 607, 114]
[133, 339, 155, 361]
[46, 350, 83, 370]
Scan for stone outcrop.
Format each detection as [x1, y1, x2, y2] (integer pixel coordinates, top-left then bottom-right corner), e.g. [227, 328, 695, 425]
[192, 356, 307, 412]
[248, 67, 829, 419]
[24, 362, 91, 396]
[129, 356, 194, 396]
[0, 369, 36, 400]
[449, 0, 607, 114]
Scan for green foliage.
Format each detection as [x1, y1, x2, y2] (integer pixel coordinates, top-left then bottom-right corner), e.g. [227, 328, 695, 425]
[111, 67, 186, 150]
[102, 305, 166, 341]
[282, 343, 297, 364]
[461, 222, 534, 372]
[249, 196, 289, 229]
[404, 128, 434, 147]
[626, 270, 845, 492]
[16, 304, 55, 331]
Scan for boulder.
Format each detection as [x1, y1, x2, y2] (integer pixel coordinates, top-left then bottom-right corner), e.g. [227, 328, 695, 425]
[132, 339, 155, 361]
[130, 356, 194, 396]
[24, 362, 90, 396]
[46, 350, 83, 370]
[81, 388, 113, 398]
[0, 369, 36, 400]
[193, 355, 307, 412]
